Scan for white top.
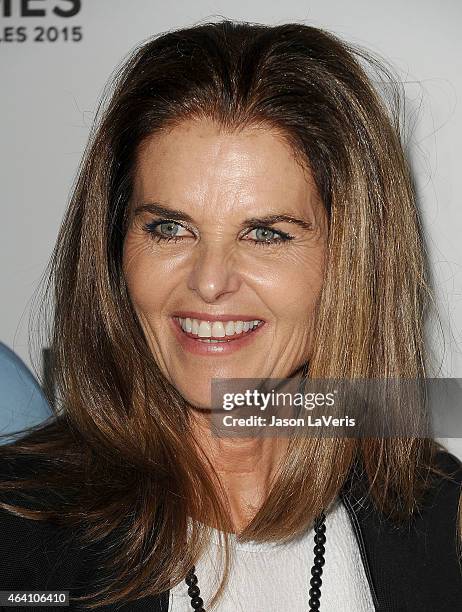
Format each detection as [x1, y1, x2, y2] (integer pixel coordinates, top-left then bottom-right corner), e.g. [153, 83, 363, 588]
[168, 497, 375, 611]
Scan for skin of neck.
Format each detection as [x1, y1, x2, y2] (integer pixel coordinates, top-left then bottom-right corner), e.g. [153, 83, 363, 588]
[189, 409, 289, 533]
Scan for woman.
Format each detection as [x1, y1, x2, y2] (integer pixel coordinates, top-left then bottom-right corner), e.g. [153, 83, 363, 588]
[0, 19, 461, 612]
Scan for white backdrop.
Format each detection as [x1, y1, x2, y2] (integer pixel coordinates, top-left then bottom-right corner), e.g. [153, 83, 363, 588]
[1, 0, 461, 457]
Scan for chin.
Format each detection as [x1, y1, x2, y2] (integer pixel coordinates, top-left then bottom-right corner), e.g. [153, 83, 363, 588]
[174, 384, 214, 410]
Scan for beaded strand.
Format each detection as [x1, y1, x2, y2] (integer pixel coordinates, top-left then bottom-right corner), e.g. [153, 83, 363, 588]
[184, 511, 327, 611]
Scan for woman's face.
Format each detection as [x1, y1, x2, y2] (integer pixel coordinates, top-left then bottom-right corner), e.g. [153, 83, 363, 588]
[123, 118, 328, 408]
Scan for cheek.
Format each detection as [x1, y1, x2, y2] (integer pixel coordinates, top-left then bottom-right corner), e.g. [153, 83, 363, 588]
[295, 255, 325, 301]
[123, 236, 170, 319]
[259, 248, 326, 322]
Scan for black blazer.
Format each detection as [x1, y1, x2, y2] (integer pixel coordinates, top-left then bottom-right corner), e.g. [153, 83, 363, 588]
[0, 449, 461, 611]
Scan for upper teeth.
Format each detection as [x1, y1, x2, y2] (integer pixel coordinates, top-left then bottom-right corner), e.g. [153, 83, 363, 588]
[175, 317, 263, 338]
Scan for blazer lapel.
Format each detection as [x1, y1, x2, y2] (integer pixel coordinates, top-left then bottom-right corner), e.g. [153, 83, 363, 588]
[340, 450, 462, 612]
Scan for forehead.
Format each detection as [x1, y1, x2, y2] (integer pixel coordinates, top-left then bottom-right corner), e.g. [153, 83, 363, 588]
[132, 118, 320, 214]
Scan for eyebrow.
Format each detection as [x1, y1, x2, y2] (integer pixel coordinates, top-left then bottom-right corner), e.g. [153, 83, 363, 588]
[133, 202, 314, 231]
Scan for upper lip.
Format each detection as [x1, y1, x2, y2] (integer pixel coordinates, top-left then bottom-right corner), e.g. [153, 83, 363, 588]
[171, 311, 264, 322]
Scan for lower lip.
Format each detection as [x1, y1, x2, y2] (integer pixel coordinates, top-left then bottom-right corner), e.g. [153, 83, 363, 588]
[170, 317, 266, 356]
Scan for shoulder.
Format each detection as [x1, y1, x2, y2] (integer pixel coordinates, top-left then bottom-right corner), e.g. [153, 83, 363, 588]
[0, 504, 83, 591]
[0, 453, 164, 611]
[345, 449, 462, 610]
[0, 453, 90, 607]
[432, 447, 462, 480]
[421, 448, 462, 517]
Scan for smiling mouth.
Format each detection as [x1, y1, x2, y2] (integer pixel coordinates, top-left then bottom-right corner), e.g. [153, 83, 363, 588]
[172, 316, 265, 342]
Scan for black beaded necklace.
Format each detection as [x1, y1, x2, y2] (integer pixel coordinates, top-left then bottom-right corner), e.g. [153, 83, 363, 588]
[184, 510, 327, 611]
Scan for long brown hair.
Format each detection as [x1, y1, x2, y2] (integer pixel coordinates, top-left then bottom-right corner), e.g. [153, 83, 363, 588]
[1, 18, 460, 610]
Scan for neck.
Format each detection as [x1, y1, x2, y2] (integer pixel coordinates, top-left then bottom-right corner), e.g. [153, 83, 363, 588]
[189, 409, 289, 532]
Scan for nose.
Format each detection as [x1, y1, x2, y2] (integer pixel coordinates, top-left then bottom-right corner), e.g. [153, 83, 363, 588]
[186, 242, 242, 303]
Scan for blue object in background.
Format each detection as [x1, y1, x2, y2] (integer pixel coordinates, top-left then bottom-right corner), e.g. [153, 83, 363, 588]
[0, 342, 53, 445]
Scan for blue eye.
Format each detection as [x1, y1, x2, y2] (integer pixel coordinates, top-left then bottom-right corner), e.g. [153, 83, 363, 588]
[142, 219, 294, 246]
[245, 227, 293, 246]
[143, 220, 192, 243]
